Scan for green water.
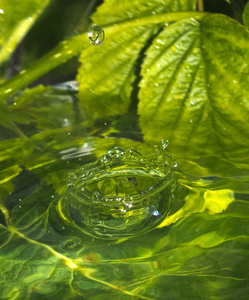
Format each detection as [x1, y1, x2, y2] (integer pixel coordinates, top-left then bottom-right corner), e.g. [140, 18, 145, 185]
[0, 87, 249, 300]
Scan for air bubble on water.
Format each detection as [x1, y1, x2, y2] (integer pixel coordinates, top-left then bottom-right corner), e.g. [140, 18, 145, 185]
[65, 240, 77, 249]
[88, 25, 105, 46]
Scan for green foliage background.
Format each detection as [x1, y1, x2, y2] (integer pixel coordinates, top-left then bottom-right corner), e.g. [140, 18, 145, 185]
[1, 0, 249, 299]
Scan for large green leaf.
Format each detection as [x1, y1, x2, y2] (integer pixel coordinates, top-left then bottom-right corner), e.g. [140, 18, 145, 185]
[138, 14, 249, 173]
[0, 1, 203, 101]
[77, 0, 199, 119]
[92, 0, 197, 25]
[0, 0, 50, 65]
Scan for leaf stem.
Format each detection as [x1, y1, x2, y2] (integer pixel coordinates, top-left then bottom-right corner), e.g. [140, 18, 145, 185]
[0, 11, 208, 102]
[197, 0, 204, 12]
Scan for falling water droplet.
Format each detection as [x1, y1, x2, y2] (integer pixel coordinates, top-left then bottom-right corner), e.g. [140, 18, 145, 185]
[88, 25, 105, 46]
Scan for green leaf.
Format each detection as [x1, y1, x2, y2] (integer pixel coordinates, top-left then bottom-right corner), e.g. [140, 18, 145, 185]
[77, 26, 156, 119]
[0, 0, 50, 65]
[77, 0, 201, 119]
[138, 14, 249, 173]
[92, 0, 197, 25]
[0, 3, 204, 101]
[243, 0, 249, 27]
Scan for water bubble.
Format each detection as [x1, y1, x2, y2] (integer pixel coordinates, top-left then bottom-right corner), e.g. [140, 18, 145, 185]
[64, 240, 77, 249]
[88, 25, 105, 46]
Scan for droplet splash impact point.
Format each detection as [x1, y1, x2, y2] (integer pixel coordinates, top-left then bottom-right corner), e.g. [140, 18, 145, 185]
[58, 146, 177, 239]
[88, 24, 105, 46]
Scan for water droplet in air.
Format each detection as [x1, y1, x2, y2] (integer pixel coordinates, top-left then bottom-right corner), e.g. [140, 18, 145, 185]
[88, 25, 105, 46]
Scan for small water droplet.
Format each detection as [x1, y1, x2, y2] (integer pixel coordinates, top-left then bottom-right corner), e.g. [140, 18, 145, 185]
[0, 9, 4, 14]
[18, 198, 22, 202]
[233, 80, 237, 84]
[5, 88, 12, 94]
[51, 195, 54, 199]
[54, 53, 61, 58]
[88, 25, 105, 46]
